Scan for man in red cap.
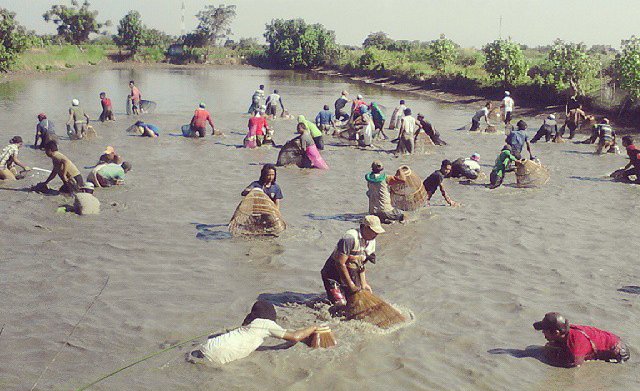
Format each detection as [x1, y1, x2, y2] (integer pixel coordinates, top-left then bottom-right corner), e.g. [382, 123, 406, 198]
[533, 312, 630, 367]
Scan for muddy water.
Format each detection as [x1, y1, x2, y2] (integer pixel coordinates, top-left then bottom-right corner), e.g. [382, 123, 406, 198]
[0, 67, 638, 391]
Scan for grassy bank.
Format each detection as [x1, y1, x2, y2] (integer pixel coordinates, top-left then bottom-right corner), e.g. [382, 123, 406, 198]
[15, 45, 110, 72]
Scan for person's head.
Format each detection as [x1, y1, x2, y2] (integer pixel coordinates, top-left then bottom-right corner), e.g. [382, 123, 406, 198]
[533, 312, 570, 342]
[622, 136, 634, 147]
[486, 101, 492, 109]
[341, 90, 348, 97]
[502, 144, 512, 152]
[273, 89, 278, 94]
[129, 80, 135, 87]
[297, 122, 307, 134]
[360, 215, 385, 240]
[323, 104, 329, 111]
[360, 104, 369, 114]
[470, 153, 480, 162]
[37, 113, 47, 121]
[10, 136, 23, 147]
[371, 160, 384, 174]
[516, 120, 527, 130]
[242, 300, 277, 326]
[259, 84, 264, 90]
[400, 99, 405, 105]
[504, 91, 510, 97]
[44, 140, 58, 156]
[80, 182, 95, 194]
[259, 163, 277, 185]
[121, 161, 132, 173]
[135, 120, 145, 127]
[547, 114, 556, 121]
[199, 102, 206, 109]
[417, 113, 424, 120]
[404, 108, 412, 116]
[72, 99, 79, 106]
[600, 117, 610, 124]
[440, 159, 452, 175]
[357, 94, 363, 100]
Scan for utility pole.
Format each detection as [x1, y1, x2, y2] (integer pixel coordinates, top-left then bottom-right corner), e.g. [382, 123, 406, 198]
[499, 15, 502, 39]
[181, 0, 186, 36]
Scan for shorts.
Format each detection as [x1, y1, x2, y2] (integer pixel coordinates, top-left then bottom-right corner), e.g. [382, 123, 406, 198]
[470, 119, 480, 132]
[191, 125, 206, 137]
[504, 111, 512, 123]
[266, 105, 277, 116]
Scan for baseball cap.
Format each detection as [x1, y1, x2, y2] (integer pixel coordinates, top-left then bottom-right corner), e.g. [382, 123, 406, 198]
[362, 215, 385, 234]
[533, 312, 569, 332]
[104, 146, 115, 154]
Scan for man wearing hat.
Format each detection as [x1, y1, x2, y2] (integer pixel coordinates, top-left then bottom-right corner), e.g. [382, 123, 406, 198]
[320, 215, 385, 306]
[189, 102, 217, 137]
[365, 161, 405, 224]
[533, 312, 630, 367]
[531, 114, 558, 143]
[67, 99, 90, 139]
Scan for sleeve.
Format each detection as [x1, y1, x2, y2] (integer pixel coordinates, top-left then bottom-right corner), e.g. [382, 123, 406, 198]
[265, 320, 287, 338]
[566, 332, 592, 362]
[315, 113, 321, 124]
[273, 184, 283, 200]
[208, 113, 215, 127]
[336, 235, 356, 256]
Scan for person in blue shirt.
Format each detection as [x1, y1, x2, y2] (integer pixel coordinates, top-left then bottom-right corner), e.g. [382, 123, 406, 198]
[134, 121, 159, 138]
[241, 164, 283, 208]
[315, 105, 335, 133]
[505, 120, 533, 160]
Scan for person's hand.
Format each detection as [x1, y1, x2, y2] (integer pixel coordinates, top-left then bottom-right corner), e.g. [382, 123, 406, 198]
[449, 201, 461, 207]
[362, 283, 372, 293]
[349, 283, 361, 293]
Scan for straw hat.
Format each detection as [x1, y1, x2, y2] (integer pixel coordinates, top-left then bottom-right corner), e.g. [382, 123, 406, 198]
[362, 215, 385, 234]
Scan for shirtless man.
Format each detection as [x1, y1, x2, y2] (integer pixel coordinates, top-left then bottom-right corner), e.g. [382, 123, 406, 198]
[129, 80, 142, 115]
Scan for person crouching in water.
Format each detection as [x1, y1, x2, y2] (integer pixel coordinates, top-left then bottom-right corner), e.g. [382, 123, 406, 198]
[0, 136, 30, 181]
[489, 145, 518, 189]
[35, 113, 58, 149]
[188, 300, 318, 365]
[297, 123, 329, 169]
[365, 161, 405, 224]
[241, 164, 283, 208]
[533, 312, 629, 367]
[88, 161, 132, 188]
[423, 160, 459, 207]
[38, 141, 84, 193]
[67, 99, 90, 139]
[190, 102, 217, 137]
[448, 153, 482, 180]
[320, 215, 385, 307]
[99, 92, 114, 122]
[297, 115, 324, 150]
[134, 121, 159, 137]
[531, 115, 558, 143]
[594, 117, 617, 154]
[618, 136, 640, 183]
[416, 113, 446, 145]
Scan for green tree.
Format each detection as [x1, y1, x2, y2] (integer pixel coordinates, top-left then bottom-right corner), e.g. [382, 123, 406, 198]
[195, 4, 236, 47]
[143, 29, 173, 48]
[615, 36, 640, 101]
[43, 0, 109, 44]
[113, 11, 145, 55]
[482, 39, 528, 87]
[0, 8, 29, 72]
[363, 31, 393, 50]
[264, 19, 338, 69]
[546, 39, 597, 96]
[428, 34, 458, 73]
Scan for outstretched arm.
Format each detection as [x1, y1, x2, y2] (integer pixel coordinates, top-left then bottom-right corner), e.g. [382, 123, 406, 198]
[439, 184, 458, 207]
[282, 326, 318, 342]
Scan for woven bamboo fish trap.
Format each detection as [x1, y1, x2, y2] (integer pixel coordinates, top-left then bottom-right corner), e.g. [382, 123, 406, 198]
[228, 189, 286, 236]
[414, 132, 435, 154]
[515, 159, 550, 188]
[389, 165, 427, 211]
[346, 290, 406, 329]
[305, 325, 337, 348]
[276, 137, 303, 167]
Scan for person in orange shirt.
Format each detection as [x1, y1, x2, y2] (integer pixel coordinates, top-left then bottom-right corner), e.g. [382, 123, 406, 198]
[189, 103, 217, 137]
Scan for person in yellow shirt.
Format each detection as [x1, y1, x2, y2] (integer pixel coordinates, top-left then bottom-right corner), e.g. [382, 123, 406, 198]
[38, 141, 84, 193]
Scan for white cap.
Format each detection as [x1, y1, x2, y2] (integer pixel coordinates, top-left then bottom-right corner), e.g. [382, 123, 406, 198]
[72, 99, 79, 106]
[357, 94, 363, 99]
[504, 91, 510, 96]
[548, 114, 556, 120]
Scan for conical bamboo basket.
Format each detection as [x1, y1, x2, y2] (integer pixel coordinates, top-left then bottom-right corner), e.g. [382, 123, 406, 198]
[346, 290, 406, 329]
[276, 137, 303, 167]
[515, 159, 550, 188]
[414, 132, 435, 154]
[389, 165, 427, 211]
[305, 325, 337, 348]
[228, 189, 286, 236]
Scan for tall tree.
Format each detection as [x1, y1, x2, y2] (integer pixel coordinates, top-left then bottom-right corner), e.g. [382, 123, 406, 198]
[0, 8, 29, 72]
[195, 4, 236, 47]
[43, 0, 109, 44]
[615, 36, 640, 102]
[546, 39, 597, 96]
[428, 34, 458, 73]
[264, 19, 338, 69]
[363, 31, 393, 50]
[113, 11, 145, 55]
[482, 39, 528, 87]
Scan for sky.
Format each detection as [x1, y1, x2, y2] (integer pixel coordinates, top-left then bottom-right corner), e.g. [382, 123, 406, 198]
[1, 0, 638, 48]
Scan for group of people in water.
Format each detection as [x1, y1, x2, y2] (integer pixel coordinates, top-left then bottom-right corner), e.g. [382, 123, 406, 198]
[1, 79, 636, 369]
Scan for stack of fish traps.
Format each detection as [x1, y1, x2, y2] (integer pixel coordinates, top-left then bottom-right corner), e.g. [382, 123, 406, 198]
[228, 189, 287, 236]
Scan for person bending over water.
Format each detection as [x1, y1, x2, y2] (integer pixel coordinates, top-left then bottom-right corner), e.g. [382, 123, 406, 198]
[506, 120, 533, 160]
[297, 115, 324, 150]
[470, 102, 492, 132]
[297, 123, 329, 169]
[448, 154, 481, 180]
[531, 115, 558, 143]
[99, 92, 114, 122]
[416, 113, 446, 145]
[489, 145, 517, 189]
[315, 105, 335, 133]
[190, 102, 217, 137]
[134, 121, 159, 137]
[35, 113, 57, 149]
[188, 301, 318, 365]
[241, 164, 283, 208]
[320, 215, 385, 306]
[67, 99, 90, 139]
[423, 160, 459, 207]
[265, 89, 285, 118]
[365, 161, 405, 224]
[0, 136, 30, 181]
[88, 161, 131, 188]
[533, 312, 629, 367]
[617, 136, 640, 183]
[38, 141, 83, 193]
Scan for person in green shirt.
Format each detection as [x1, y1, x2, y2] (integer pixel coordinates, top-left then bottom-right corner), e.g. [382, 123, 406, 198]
[88, 161, 132, 187]
[297, 115, 324, 150]
[489, 145, 518, 189]
[370, 102, 388, 140]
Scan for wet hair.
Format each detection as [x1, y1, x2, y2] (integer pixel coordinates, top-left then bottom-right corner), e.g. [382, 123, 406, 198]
[404, 108, 412, 116]
[273, 89, 278, 93]
[10, 136, 22, 144]
[99, 92, 106, 97]
[121, 161, 132, 172]
[622, 136, 633, 145]
[400, 100, 405, 104]
[259, 84, 264, 89]
[441, 159, 452, 168]
[502, 144, 512, 152]
[486, 101, 492, 107]
[135, 120, 145, 126]
[129, 80, 135, 84]
[242, 300, 276, 326]
[37, 113, 47, 120]
[516, 120, 527, 130]
[323, 105, 329, 110]
[297, 122, 307, 132]
[44, 140, 58, 152]
[259, 163, 277, 185]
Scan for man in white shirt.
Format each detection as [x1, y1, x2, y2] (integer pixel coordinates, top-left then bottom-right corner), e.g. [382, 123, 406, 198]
[470, 102, 492, 132]
[265, 89, 285, 118]
[188, 301, 318, 365]
[396, 108, 416, 154]
[501, 91, 515, 126]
